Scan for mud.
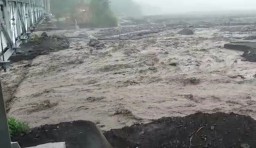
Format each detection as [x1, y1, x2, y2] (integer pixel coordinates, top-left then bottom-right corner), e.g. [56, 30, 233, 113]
[2, 14, 256, 133]
[13, 113, 256, 148]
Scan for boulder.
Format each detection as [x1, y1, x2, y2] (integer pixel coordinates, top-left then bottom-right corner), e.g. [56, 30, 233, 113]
[88, 39, 105, 49]
[88, 39, 100, 47]
[178, 28, 194, 35]
[224, 43, 251, 51]
[41, 32, 48, 39]
[242, 49, 256, 62]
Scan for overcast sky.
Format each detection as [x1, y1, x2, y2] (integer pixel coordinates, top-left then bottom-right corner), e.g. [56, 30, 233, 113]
[134, 0, 256, 14]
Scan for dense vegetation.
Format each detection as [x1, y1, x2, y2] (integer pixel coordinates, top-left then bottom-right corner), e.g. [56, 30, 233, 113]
[110, 0, 142, 17]
[90, 0, 118, 27]
[50, 0, 80, 19]
[50, 0, 117, 27]
[8, 118, 29, 137]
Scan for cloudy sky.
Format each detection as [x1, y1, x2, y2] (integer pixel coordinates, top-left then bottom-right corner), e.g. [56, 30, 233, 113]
[134, 0, 256, 14]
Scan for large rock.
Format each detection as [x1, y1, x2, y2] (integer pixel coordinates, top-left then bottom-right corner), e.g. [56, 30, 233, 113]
[224, 41, 256, 51]
[224, 41, 256, 62]
[178, 28, 194, 35]
[224, 43, 251, 52]
[88, 39, 105, 49]
[242, 49, 256, 62]
[40, 32, 48, 39]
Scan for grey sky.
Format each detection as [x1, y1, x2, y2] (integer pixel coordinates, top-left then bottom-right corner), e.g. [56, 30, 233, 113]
[134, 0, 256, 14]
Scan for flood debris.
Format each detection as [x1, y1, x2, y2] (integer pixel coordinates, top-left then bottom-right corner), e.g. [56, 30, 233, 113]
[10, 32, 70, 62]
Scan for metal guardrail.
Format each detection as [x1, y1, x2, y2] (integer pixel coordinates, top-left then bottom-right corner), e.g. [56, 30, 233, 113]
[0, 0, 49, 147]
[0, 0, 49, 69]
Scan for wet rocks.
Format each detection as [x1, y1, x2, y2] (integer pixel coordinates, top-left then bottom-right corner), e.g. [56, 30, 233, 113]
[40, 32, 48, 39]
[242, 49, 256, 62]
[178, 28, 194, 35]
[224, 41, 256, 62]
[148, 66, 157, 72]
[88, 38, 100, 46]
[86, 96, 105, 102]
[88, 38, 105, 49]
[184, 77, 201, 85]
[169, 62, 178, 66]
[224, 43, 251, 51]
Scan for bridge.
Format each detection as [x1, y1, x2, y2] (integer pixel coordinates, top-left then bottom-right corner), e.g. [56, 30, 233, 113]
[0, 0, 50, 68]
[0, 0, 50, 148]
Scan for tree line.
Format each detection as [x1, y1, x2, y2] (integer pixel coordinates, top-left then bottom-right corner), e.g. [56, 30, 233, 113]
[50, 0, 142, 27]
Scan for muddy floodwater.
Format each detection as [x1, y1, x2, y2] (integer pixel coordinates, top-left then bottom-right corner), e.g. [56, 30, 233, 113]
[2, 15, 256, 133]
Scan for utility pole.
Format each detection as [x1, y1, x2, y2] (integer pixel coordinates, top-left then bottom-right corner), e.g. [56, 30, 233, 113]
[0, 82, 12, 148]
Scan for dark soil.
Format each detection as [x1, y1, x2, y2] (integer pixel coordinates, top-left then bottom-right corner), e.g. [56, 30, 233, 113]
[10, 33, 70, 62]
[13, 113, 256, 148]
[12, 121, 112, 148]
[105, 112, 256, 148]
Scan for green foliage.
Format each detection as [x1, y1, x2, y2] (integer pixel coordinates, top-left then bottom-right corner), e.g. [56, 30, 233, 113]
[50, 0, 77, 18]
[8, 118, 29, 137]
[50, 0, 117, 27]
[90, 0, 118, 27]
[110, 0, 142, 17]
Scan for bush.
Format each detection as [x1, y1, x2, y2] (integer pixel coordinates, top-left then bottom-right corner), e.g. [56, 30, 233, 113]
[51, 0, 118, 27]
[90, 0, 118, 27]
[110, 0, 142, 17]
[8, 118, 29, 137]
[90, 11, 118, 27]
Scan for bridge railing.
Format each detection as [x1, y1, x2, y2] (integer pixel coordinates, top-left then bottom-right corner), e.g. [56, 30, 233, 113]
[0, 0, 48, 67]
[0, 1, 49, 147]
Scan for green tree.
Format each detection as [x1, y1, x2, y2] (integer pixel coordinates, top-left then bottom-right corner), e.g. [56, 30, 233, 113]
[110, 0, 142, 17]
[50, 0, 80, 19]
[50, 0, 117, 27]
[90, 0, 118, 27]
